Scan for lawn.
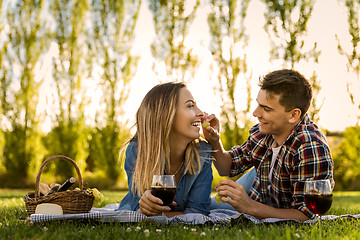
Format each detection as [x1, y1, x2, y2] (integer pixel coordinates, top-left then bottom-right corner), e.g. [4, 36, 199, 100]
[1, 189, 360, 239]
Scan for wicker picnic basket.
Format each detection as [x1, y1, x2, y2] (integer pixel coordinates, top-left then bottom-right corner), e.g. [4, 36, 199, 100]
[24, 155, 94, 215]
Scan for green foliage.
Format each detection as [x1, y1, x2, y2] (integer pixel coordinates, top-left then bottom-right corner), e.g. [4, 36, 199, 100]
[2, 125, 46, 187]
[208, 0, 253, 151]
[263, 0, 319, 67]
[0, 0, 140, 187]
[332, 125, 360, 190]
[42, 121, 89, 179]
[91, 0, 141, 104]
[262, 0, 322, 123]
[88, 123, 131, 182]
[336, 0, 360, 120]
[221, 119, 251, 151]
[89, 0, 141, 181]
[45, 0, 91, 177]
[0, 0, 359, 191]
[0, 2, 9, 175]
[149, 0, 200, 82]
[0, 132, 4, 174]
[3, 126, 30, 185]
[0, 0, 50, 183]
[307, 71, 324, 123]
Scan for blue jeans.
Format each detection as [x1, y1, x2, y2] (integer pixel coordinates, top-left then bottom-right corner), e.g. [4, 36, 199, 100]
[209, 167, 256, 210]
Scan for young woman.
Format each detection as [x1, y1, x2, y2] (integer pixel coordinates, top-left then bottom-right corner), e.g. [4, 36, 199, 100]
[118, 82, 213, 217]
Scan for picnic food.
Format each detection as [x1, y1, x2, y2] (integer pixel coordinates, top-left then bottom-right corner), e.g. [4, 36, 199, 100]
[35, 203, 63, 215]
[39, 183, 50, 195]
[75, 187, 104, 207]
[24, 155, 94, 215]
[202, 121, 210, 128]
[50, 183, 61, 188]
[88, 188, 105, 207]
[215, 194, 225, 203]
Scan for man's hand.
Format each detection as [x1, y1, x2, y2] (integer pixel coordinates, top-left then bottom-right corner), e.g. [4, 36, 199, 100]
[202, 113, 220, 145]
[138, 190, 172, 216]
[216, 180, 309, 221]
[216, 179, 255, 214]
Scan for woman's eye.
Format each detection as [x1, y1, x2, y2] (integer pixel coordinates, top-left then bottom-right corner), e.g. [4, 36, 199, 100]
[188, 104, 194, 108]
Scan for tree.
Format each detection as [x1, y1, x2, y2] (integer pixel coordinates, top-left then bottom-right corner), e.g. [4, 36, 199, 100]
[88, 0, 141, 182]
[148, 0, 200, 82]
[1, 0, 50, 184]
[0, 0, 10, 174]
[44, 0, 90, 178]
[207, 0, 253, 151]
[332, 125, 360, 190]
[336, 0, 360, 122]
[262, 0, 322, 123]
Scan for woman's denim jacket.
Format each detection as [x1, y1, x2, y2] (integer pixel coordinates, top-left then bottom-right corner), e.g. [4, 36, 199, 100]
[118, 139, 213, 215]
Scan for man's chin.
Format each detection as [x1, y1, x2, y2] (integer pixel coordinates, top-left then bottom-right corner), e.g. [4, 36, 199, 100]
[259, 126, 270, 135]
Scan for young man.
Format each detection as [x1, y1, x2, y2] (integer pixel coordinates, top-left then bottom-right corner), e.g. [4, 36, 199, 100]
[203, 69, 334, 221]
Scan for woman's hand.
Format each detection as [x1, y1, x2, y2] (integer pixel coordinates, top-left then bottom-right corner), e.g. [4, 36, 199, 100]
[138, 190, 172, 216]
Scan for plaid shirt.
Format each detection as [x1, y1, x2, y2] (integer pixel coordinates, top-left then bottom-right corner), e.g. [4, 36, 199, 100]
[229, 114, 334, 219]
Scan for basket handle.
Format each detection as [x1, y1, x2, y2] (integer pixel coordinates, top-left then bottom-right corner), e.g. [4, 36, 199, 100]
[35, 155, 84, 199]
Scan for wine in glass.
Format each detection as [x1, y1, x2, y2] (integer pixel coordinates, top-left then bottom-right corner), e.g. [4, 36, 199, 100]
[151, 175, 176, 216]
[304, 179, 333, 217]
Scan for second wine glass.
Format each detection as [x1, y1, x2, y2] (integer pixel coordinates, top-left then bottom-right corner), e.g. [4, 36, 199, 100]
[304, 179, 333, 217]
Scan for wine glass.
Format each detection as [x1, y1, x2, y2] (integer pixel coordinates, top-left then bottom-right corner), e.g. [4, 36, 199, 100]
[304, 179, 333, 221]
[151, 175, 177, 217]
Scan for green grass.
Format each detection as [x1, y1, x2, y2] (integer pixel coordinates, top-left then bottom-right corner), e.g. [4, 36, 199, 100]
[1, 189, 360, 239]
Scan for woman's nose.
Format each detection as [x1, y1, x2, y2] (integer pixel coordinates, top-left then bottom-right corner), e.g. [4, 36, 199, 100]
[196, 107, 204, 117]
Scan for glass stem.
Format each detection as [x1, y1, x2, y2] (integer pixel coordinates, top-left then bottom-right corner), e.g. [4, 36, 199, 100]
[317, 214, 322, 238]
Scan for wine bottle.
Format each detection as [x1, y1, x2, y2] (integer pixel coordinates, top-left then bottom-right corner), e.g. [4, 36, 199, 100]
[44, 177, 76, 196]
[58, 177, 76, 192]
[45, 185, 60, 196]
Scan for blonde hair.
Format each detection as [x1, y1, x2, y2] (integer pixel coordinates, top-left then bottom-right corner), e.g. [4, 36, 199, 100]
[131, 82, 201, 195]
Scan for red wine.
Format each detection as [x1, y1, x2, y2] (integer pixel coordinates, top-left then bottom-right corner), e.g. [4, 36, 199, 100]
[151, 186, 176, 206]
[304, 193, 333, 215]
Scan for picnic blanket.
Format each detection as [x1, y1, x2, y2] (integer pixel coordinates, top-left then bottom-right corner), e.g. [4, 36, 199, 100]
[29, 204, 360, 224]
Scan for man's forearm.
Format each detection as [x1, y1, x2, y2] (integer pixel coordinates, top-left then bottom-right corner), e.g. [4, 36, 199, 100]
[211, 140, 233, 176]
[249, 200, 309, 221]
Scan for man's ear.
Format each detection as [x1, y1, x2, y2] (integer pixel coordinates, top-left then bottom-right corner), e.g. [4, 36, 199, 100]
[289, 108, 302, 123]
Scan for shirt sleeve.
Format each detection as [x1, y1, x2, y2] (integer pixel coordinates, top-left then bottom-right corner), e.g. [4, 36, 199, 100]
[118, 141, 141, 211]
[182, 158, 213, 215]
[291, 140, 334, 219]
[228, 137, 255, 177]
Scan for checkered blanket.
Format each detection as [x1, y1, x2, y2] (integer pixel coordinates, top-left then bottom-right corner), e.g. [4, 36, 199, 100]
[29, 204, 359, 224]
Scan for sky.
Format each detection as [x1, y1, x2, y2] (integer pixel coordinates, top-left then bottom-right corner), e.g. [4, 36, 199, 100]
[123, 0, 359, 132]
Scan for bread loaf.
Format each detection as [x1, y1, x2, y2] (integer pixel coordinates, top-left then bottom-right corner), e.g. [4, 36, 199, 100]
[39, 183, 50, 195]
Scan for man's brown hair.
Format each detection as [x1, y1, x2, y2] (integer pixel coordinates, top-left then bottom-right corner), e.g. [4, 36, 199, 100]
[259, 69, 312, 119]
